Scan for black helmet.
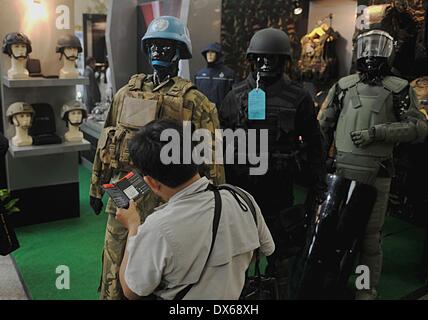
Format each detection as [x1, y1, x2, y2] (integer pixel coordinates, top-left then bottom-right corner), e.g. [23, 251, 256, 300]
[246, 28, 291, 58]
[56, 34, 83, 53]
[2, 32, 32, 57]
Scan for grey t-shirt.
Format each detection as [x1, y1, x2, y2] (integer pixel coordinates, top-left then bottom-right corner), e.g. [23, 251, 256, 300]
[125, 177, 275, 300]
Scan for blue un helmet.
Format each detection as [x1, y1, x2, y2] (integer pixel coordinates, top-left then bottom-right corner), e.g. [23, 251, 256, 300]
[142, 16, 192, 60]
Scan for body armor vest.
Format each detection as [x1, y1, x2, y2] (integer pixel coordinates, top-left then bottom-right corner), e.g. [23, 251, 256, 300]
[335, 74, 408, 183]
[99, 74, 195, 172]
[233, 78, 300, 174]
[298, 25, 339, 82]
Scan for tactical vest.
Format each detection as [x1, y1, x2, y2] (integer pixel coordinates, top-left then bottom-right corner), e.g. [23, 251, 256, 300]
[411, 77, 428, 119]
[100, 74, 195, 172]
[335, 74, 409, 184]
[298, 27, 338, 82]
[233, 79, 301, 173]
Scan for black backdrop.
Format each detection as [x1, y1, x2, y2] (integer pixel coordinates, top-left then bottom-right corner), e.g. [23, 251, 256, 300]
[221, 0, 310, 81]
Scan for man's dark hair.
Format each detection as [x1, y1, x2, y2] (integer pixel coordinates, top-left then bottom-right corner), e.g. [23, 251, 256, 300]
[129, 120, 199, 188]
[86, 56, 96, 66]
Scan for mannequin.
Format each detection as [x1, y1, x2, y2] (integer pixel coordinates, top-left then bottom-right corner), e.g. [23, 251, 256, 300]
[8, 43, 29, 79]
[64, 110, 84, 142]
[56, 34, 82, 79]
[6, 102, 35, 147]
[12, 113, 33, 147]
[194, 42, 236, 108]
[2, 33, 32, 80]
[60, 48, 79, 79]
[206, 51, 217, 64]
[61, 100, 87, 142]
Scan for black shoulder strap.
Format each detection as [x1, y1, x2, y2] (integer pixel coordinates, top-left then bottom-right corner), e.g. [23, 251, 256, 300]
[173, 184, 222, 300]
[218, 184, 257, 226]
[218, 184, 262, 277]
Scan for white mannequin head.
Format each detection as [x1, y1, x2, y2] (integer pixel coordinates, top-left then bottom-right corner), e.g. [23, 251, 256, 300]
[63, 47, 79, 61]
[206, 51, 217, 63]
[12, 113, 32, 129]
[68, 110, 83, 126]
[11, 43, 28, 60]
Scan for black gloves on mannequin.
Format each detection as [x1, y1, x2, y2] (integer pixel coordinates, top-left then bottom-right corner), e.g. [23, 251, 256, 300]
[90, 196, 104, 215]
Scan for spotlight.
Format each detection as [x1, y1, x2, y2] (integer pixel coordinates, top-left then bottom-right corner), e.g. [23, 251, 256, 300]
[293, 0, 303, 15]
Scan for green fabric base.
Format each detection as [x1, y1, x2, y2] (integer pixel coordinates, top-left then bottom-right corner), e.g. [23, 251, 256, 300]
[11, 167, 427, 300]
[13, 167, 108, 300]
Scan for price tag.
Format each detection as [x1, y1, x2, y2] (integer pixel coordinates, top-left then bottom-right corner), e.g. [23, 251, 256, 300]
[248, 89, 266, 120]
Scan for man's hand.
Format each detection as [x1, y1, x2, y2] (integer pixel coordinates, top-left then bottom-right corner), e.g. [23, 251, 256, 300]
[90, 196, 104, 215]
[115, 200, 141, 231]
[350, 129, 375, 148]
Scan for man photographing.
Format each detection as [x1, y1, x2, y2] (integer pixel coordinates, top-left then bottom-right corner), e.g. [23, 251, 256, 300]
[116, 120, 274, 300]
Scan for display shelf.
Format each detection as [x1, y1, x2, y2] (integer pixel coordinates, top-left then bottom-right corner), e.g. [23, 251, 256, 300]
[2, 76, 89, 88]
[8, 139, 91, 158]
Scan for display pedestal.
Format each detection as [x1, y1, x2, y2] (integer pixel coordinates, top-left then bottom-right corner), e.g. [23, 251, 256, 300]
[1, 77, 90, 226]
[8, 183, 80, 227]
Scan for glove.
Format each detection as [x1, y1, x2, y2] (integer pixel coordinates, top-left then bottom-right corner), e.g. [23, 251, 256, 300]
[350, 128, 375, 148]
[90, 196, 104, 216]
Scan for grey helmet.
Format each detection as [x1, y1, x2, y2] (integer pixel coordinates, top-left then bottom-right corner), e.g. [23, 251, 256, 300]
[6, 102, 35, 125]
[247, 28, 292, 58]
[56, 34, 83, 60]
[2, 32, 32, 58]
[61, 100, 88, 121]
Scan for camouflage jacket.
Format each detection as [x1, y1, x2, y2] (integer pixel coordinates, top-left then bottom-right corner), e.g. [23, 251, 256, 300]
[90, 74, 225, 201]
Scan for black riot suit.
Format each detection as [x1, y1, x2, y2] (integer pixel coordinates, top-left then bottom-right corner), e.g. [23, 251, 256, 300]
[194, 42, 237, 109]
[220, 28, 327, 281]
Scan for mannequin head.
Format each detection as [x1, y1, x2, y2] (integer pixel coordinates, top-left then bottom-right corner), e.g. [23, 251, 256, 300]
[206, 51, 217, 63]
[61, 100, 88, 127]
[2, 32, 32, 59]
[356, 30, 394, 83]
[68, 110, 83, 126]
[142, 16, 192, 84]
[11, 43, 28, 60]
[7, 102, 34, 128]
[56, 34, 82, 61]
[12, 113, 32, 129]
[247, 28, 292, 85]
[63, 47, 79, 61]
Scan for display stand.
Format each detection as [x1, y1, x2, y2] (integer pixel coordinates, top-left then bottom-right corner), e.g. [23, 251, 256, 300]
[1, 76, 90, 227]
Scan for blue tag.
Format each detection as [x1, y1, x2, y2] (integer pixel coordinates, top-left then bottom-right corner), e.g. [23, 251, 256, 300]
[248, 89, 266, 120]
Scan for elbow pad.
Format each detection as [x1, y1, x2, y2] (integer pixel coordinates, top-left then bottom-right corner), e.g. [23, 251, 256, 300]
[373, 120, 428, 144]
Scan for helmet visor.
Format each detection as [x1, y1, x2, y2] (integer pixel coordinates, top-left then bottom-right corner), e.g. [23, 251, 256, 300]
[357, 31, 394, 60]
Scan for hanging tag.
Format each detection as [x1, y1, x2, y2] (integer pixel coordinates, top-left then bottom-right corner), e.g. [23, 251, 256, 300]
[248, 89, 266, 120]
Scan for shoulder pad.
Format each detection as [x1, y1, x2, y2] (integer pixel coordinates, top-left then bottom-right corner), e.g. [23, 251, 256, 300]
[184, 88, 207, 104]
[383, 76, 409, 94]
[338, 74, 360, 90]
[168, 77, 195, 97]
[128, 74, 147, 91]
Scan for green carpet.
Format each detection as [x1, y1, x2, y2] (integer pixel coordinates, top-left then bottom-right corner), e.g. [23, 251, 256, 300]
[11, 167, 427, 300]
[12, 166, 108, 300]
[379, 216, 425, 300]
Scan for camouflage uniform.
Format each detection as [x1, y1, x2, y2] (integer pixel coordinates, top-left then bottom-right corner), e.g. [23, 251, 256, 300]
[90, 73, 225, 300]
